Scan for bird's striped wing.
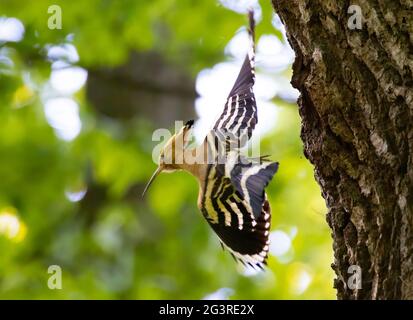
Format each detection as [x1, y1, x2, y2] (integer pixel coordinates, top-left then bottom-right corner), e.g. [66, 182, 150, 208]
[200, 165, 272, 269]
[228, 157, 279, 219]
[210, 11, 257, 152]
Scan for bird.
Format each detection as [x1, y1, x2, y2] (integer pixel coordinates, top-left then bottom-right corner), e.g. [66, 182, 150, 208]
[142, 11, 279, 269]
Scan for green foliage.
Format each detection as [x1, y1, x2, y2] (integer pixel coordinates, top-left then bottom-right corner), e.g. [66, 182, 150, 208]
[0, 0, 334, 299]
[1, 0, 262, 71]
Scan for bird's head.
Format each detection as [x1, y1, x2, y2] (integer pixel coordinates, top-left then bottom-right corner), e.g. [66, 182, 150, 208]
[142, 120, 194, 197]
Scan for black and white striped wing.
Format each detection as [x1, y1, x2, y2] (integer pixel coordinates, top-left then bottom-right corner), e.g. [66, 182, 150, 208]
[227, 157, 279, 219]
[211, 11, 257, 151]
[200, 165, 271, 269]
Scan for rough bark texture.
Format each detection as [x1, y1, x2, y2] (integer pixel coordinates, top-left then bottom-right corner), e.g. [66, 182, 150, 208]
[272, 0, 413, 299]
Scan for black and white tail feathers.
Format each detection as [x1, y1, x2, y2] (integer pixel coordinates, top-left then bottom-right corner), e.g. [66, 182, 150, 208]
[230, 160, 279, 219]
[228, 10, 256, 97]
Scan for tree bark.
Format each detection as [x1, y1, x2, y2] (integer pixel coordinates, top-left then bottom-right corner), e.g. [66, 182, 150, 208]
[272, 0, 413, 299]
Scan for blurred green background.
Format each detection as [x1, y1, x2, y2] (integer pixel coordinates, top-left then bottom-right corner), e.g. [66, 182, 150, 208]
[0, 0, 334, 299]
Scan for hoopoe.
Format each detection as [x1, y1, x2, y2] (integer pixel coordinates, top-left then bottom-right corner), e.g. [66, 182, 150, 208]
[143, 11, 279, 269]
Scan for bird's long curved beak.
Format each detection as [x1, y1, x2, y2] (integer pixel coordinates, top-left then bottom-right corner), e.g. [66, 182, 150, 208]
[142, 167, 162, 198]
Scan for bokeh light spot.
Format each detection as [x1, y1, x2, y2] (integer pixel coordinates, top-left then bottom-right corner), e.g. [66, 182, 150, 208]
[0, 17, 25, 42]
[44, 97, 82, 141]
[0, 207, 27, 242]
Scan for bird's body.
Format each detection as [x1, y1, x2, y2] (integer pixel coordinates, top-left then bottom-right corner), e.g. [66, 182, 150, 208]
[143, 11, 278, 269]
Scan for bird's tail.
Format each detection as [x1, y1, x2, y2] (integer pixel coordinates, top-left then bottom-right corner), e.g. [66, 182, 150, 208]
[247, 10, 255, 70]
[227, 10, 256, 97]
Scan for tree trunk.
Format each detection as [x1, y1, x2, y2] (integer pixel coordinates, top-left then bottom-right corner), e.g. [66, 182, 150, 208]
[272, 0, 413, 299]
